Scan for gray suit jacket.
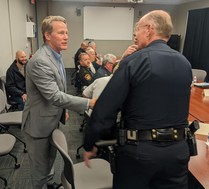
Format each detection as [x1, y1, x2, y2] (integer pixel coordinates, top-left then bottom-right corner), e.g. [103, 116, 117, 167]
[22, 44, 88, 138]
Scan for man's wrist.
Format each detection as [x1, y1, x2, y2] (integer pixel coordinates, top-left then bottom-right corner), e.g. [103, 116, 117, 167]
[86, 99, 90, 110]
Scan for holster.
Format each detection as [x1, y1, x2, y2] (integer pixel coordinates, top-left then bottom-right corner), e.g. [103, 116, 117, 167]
[185, 128, 198, 156]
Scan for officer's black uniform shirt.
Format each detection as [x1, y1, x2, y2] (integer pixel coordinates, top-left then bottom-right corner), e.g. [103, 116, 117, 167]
[84, 40, 192, 151]
[78, 66, 95, 86]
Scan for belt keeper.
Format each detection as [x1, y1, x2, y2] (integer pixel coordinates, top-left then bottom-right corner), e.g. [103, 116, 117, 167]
[173, 129, 178, 140]
[152, 129, 157, 140]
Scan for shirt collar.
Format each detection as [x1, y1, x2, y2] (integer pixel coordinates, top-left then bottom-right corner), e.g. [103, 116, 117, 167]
[49, 46, 62, 62]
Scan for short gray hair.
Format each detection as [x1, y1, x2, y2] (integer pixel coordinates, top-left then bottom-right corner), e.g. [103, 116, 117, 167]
[78, 52, 89, 62]
[85, 47, 95, 55]
[102, 54, 117, 66]
[42, 15, 67, 42]
[81, 40, 89, 46]
[88, 41, 96, 47]
[142, 10, 173, 39]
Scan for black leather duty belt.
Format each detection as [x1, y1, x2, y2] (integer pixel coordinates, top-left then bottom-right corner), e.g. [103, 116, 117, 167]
[126, 128, 185, 144]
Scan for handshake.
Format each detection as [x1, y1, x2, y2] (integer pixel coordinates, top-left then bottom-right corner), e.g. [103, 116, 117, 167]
[89, 98, 97, 110]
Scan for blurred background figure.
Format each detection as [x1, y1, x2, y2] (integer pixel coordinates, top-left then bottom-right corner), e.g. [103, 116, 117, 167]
[86, 47, 101, 71]
[78, 52, 95, 89]
[93, 53, 117, 80]
[74, 40, 89, 70]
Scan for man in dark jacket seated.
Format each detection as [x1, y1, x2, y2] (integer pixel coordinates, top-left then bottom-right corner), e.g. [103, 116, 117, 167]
[6, 50, 27, 111]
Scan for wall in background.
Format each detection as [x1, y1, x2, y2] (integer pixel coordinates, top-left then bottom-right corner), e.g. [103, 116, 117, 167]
[37, 1, 178, 68]
[0, 0, 36, 76]
[83, 6, 134, 40]
[1, 0, 209, 73]
[0, 0, 12, 76]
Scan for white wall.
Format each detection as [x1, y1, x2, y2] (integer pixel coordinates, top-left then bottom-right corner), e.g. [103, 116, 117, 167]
[0, 0, 36, 76]
[0, 0, 13, 76]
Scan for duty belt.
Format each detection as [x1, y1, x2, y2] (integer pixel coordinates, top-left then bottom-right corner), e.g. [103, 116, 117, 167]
[125, 128, 185, 144]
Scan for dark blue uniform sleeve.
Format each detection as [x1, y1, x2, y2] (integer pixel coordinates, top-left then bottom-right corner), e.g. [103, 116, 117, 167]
[78, 67, 94, 86]
[83, 60, 131, 151]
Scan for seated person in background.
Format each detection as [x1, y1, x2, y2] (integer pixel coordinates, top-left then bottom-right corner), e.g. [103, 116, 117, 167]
[88, 41, 100, 58]
[86, 47, 101, 71]
[6, 50, 27, 111]
[83, 76, 112, 116]
[83, 75, 116, 140]
[83, 64, 119, 140]
[93, 53, 117, 80]
[74, 40, 89, 70]
[88, 40, 103, 62]
[88, 41, 97, 52]
[78, 52, 95, 89]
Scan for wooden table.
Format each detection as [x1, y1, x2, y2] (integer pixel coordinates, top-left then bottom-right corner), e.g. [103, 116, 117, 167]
[189, 86, 209, 123]
[189, 135, 209, 189]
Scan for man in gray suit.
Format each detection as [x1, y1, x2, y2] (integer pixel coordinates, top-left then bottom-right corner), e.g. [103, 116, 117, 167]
[22, 16, 95, 189]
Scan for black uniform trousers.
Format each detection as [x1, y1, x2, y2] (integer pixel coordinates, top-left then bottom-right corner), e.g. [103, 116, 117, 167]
[113, 140, 190, 189]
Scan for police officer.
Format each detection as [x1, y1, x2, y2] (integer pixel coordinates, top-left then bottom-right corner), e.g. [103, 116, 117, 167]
[78, 52, 95, 87]
[83, 10, 192, 189]
[74, 40, 89, 70]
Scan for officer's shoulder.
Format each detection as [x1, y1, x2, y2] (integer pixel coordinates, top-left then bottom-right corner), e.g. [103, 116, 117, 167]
[84, 73, 92, 81]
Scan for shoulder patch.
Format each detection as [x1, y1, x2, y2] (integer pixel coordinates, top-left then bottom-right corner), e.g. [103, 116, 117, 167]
[113, 63, 119, 72]
[84, 74, 92, 80]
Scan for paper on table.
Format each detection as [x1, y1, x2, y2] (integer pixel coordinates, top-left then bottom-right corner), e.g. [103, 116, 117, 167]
[195, 123, 209, 135]
[204, 89, 209, 96]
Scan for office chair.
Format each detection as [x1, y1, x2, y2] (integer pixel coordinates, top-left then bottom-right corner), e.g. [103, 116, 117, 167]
[70, 57, 77, 86]
[71, 56, 81, 89]
[0, 76, 18, 112]
[0, 90, 27, 153]
[0, 133, 20, 189]
[51, 129, 113, 189]
[73, 67, 88, 96]
[73, 71, 83, 96]
[78, 110, 89, 132]
[192, 69, 207, 81]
